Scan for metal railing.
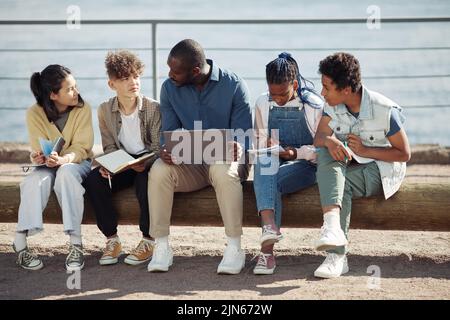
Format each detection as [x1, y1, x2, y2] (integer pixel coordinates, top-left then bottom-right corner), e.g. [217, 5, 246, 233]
[1, 17, 450, 104]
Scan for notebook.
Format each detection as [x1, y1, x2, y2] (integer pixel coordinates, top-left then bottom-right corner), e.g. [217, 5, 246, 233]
[21, 137, 66, 171]
[93, 149, 155, 175]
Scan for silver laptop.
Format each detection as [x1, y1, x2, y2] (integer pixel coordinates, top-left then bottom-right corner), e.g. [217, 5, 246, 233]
[162, 129, 233, 164]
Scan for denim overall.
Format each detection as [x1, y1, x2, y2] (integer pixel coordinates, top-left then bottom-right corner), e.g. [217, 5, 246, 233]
[253, 100, 317, 227]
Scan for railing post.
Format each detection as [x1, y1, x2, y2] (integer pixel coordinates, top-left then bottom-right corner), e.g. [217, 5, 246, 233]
[151, 22, 158, 100]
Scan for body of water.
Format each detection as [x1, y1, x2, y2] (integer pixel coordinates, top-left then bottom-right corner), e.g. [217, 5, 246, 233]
[1, 0, 449, 145]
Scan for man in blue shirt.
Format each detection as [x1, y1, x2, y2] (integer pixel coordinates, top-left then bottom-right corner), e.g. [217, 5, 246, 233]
[147, 39, 252, 275]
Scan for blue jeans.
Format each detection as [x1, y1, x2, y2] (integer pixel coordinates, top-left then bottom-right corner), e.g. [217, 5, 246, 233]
[253, 155, 316, 228]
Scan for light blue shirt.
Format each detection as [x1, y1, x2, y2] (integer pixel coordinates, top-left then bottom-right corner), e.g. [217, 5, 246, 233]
[159, 59, 252, 149]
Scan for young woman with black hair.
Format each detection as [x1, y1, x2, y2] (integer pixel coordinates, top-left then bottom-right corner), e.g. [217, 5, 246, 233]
[13, 64, 93, 271]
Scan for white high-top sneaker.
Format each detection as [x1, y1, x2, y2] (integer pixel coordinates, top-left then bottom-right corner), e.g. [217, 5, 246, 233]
[314, 253, 349, 278]
[314, 226, 348, 251]
[147, 244, 173, 272]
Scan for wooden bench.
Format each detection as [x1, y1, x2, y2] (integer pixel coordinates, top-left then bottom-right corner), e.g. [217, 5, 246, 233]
[1, 180, 449, 231]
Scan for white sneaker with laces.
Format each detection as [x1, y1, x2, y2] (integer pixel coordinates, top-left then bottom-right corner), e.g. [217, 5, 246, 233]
[314, 226, 348, 251]
[147, 244, 173, 272]
[260, 225, 283, 246]
[314, 253, 349, 278]
[217, 245, 245, 275]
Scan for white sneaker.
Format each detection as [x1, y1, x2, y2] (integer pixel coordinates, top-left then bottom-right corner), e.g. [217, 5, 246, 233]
[147, 244, 173, 272]
[260, 225, 283, 246]
[314, 253, 349, 278]
[314, 226, 348, 251]
[217, 245, 245, 275]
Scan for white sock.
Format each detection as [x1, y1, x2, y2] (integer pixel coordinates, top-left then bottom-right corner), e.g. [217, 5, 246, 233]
[156, 236, 169, 248]
[142, 237, 155, 244]
[324, 209, 341, 229]
[227, 236, 241, 250]
[70, 234, 82, 246]
[14, 231, 27, 251]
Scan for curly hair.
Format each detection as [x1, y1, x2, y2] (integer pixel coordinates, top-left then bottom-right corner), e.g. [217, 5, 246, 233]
[319, 52, 361, 92]
[105, 50, 144, 79]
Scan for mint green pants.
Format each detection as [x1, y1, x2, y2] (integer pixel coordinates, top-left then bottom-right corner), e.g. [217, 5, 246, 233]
[316, 148, 383, 254]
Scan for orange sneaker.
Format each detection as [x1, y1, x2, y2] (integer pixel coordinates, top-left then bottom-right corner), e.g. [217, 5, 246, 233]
[99, 237, 123, 265]
[124, 239, 154, 265]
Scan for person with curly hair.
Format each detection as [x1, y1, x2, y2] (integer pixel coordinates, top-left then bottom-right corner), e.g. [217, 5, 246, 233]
[84, 50, 161, 266]
[313, 52, 411, 278]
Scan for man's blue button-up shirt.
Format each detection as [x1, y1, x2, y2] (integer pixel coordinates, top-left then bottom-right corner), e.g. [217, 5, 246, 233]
[159, 59, 252, 148]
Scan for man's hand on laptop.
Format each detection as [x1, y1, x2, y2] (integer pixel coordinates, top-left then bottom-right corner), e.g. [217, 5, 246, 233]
[160, 146, 175, 165]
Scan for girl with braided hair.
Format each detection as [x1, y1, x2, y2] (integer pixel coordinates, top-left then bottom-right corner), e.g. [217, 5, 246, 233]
[252, 52, 323, 275]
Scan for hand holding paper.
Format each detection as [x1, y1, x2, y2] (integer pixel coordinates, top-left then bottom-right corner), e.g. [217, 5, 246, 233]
[346, 134, 374, 164]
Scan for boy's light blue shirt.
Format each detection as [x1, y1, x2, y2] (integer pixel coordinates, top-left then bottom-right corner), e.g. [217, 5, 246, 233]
[159, 59, 252, 149]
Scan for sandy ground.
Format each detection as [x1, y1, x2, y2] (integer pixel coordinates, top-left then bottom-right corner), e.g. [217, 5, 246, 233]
[1, 163, 449, 300]
[0, 223, 449, 300]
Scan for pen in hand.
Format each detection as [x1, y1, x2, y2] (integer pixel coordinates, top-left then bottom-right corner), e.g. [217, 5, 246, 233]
[108, 173, 112, 189]
[343, 141, 349, 163]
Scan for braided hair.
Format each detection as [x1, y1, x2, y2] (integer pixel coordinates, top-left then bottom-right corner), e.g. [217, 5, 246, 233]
[266, 52, 322, 109]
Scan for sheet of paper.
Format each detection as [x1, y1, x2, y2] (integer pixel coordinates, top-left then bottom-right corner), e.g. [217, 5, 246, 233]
[248, 145, 285, 155]
[345, 146, 374, 164]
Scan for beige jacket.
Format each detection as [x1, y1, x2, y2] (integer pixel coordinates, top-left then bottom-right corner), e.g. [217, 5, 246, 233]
[27, 103, 94, 163]
[97, 95, 161, 167]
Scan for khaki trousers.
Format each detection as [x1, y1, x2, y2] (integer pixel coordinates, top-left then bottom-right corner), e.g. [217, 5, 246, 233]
[148, 159, 249, 237]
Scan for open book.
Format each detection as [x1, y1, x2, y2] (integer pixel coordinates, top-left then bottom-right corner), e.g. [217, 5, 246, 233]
[94, 149, 155, 175]
[21, 137, 66, 171]
[39, 137, 65, 157]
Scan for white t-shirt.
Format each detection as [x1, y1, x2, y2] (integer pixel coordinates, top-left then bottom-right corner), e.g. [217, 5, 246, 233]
[118, 107, 146, 155]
